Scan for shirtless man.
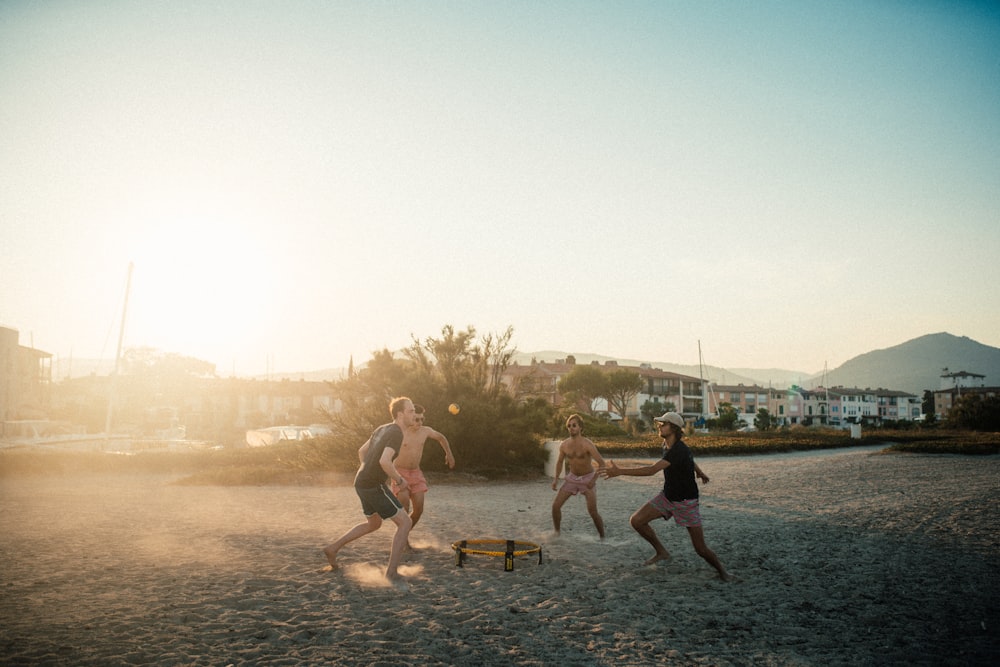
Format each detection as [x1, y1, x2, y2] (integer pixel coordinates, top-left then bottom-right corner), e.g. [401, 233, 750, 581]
[551, 413, 606, 538]
[390, 404, 455, 548]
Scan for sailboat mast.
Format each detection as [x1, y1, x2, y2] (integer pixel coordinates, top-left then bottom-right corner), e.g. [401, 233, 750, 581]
[698, 339, 706, 417]
[104, 262, 133, 436]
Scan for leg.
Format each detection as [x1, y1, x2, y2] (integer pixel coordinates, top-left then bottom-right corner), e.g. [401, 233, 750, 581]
[630, 503, 671, 565]
[551, 490, 571, 534]
[583, 487, 605, 539]
[385, 509, 413, 581]
[323, 514, 382, 570]
[396, 486, 412, 513]
[686, 526, 731, 581]
[403, 490, 426, 550]
[409, 490, 426, 529]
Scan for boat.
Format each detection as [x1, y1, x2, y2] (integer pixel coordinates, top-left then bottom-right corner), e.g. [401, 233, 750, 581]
[245, 424, 331, 448]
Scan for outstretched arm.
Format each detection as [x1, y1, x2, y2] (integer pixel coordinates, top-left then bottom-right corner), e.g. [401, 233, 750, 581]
[602, 458, 669, 479]
[428, 429, 455, 468]
[586, 438, 606, 469]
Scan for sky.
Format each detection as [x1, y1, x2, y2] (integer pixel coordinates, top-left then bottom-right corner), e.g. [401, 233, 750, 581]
[2, 1, 999, 379]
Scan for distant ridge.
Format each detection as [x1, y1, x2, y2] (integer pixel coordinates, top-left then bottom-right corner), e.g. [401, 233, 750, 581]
[804, 332, 1000, 395]
[54, 333, 1000, 397]
[515, 333, 1000, 396]
[510, 351, 803, 388]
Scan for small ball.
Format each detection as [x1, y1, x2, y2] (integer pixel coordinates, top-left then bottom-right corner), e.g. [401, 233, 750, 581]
[448, 403, 460, 415]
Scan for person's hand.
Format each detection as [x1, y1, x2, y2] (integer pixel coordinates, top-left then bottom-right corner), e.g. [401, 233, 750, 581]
[697, 470, 710, 483]
[551, 479, 558, 491]
[445, 453, 455, 469]
[601, 461, 620, 479]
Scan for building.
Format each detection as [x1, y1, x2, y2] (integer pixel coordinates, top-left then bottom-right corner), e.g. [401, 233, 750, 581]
[0, 325, 53, 424]
[933, 369, 999, 419]
[707, 383, 773, 423]
[939, 369, 986, 390]
[708, 382, 919, 427]
[500, 356, 705, 421]
[48, 374, 342, 445]
[875, 389, 922, 422]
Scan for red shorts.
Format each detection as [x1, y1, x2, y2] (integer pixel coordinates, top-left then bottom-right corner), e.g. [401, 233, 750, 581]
[649, 494, 702, 527]
[392, 467, 429, 495]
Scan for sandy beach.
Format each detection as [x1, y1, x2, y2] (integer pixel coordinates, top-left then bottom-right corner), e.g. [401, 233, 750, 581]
[1, 447, 997, 666]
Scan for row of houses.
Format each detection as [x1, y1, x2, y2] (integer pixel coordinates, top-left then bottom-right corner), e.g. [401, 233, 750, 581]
[499, 355, 995, 427]
[4, 326, 996, 442]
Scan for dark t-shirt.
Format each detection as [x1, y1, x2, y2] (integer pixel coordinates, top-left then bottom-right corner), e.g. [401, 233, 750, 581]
[354, 423, 403, 489]
[661, 439, 699, 501]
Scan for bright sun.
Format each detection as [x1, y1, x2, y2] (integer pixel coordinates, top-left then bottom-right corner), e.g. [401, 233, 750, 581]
[125, 203, 279, 365]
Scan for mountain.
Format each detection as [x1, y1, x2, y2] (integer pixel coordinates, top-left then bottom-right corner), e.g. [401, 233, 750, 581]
[517, 333, 1000, 397]
[55, 333, 999, 397]
[512, 351, 805, 388]
[803, 332, 1000, 396]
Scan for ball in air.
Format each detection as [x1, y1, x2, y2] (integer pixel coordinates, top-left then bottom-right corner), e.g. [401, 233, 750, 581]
[448, 403, 460, 415]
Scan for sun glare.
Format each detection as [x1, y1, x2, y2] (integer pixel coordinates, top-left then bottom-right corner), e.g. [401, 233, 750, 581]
[125, 204, 278, 364]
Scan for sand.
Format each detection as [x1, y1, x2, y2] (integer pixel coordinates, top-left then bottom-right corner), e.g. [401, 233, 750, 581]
[1, 447, 997, 666]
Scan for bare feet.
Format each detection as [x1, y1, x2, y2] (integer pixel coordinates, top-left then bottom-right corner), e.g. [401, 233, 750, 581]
[643, 552, 672, 566]
[323, 546, 339, 570]
[386, 574, 409, 591]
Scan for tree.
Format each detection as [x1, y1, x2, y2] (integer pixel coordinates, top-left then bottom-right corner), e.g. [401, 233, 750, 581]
[945, 393, 1000, 431]
[921, 390, 935, 417]
[602, 369, 644, 430]
[324, 324, 549, 476]
[557, 365, 607, 414]
[754, 408, 774, 431]
[640, 399, 674, 425]
[716, 402, 740, 430]
[405, 325, 515, 401]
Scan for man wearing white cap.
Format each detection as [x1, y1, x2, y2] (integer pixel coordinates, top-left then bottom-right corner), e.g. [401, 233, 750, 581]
[603, 411, 731, 581]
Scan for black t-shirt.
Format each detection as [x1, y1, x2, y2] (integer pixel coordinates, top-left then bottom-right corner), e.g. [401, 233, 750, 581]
[354, 423, 403, 489]
[661, 439, 699, 501]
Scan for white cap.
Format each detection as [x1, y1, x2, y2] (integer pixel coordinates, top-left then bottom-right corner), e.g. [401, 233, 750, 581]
[653, 411, 685, 428]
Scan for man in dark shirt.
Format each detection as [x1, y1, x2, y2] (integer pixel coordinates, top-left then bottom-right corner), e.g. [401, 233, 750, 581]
[323, 396, 417, 586]
[603, 411, 731, 580]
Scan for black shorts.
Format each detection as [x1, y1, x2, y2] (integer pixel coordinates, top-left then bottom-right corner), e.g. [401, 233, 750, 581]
[355, 483, 403, 519]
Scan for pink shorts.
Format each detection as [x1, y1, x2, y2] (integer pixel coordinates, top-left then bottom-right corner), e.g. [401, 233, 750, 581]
[649, 493, 702, 527]
[392, 467, 429, 495]
[560, 470, 597, 495]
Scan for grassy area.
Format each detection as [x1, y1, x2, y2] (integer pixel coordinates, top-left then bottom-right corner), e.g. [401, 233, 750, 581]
[593, 428, 1000, 457]
[2, 428, 996, 486]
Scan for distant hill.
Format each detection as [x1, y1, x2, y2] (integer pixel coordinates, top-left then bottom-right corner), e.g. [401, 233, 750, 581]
[55, 333, 999, 397]
[516, 333, 1000, 396]
[802, 332, 1000, 395]
[511, 351, 799, 388]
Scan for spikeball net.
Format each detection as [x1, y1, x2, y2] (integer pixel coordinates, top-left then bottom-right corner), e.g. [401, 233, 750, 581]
[452, 539, 543, 571]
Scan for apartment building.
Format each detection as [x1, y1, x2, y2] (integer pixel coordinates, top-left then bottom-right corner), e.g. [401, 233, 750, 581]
[0, 325, 53, 424]
[500, 357, 705, 419]
[933, 369, 998, 418]
[708, 382, 918, 426]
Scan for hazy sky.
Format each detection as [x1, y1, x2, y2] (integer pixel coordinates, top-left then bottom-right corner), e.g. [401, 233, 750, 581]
[2, 1, 998, 377]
